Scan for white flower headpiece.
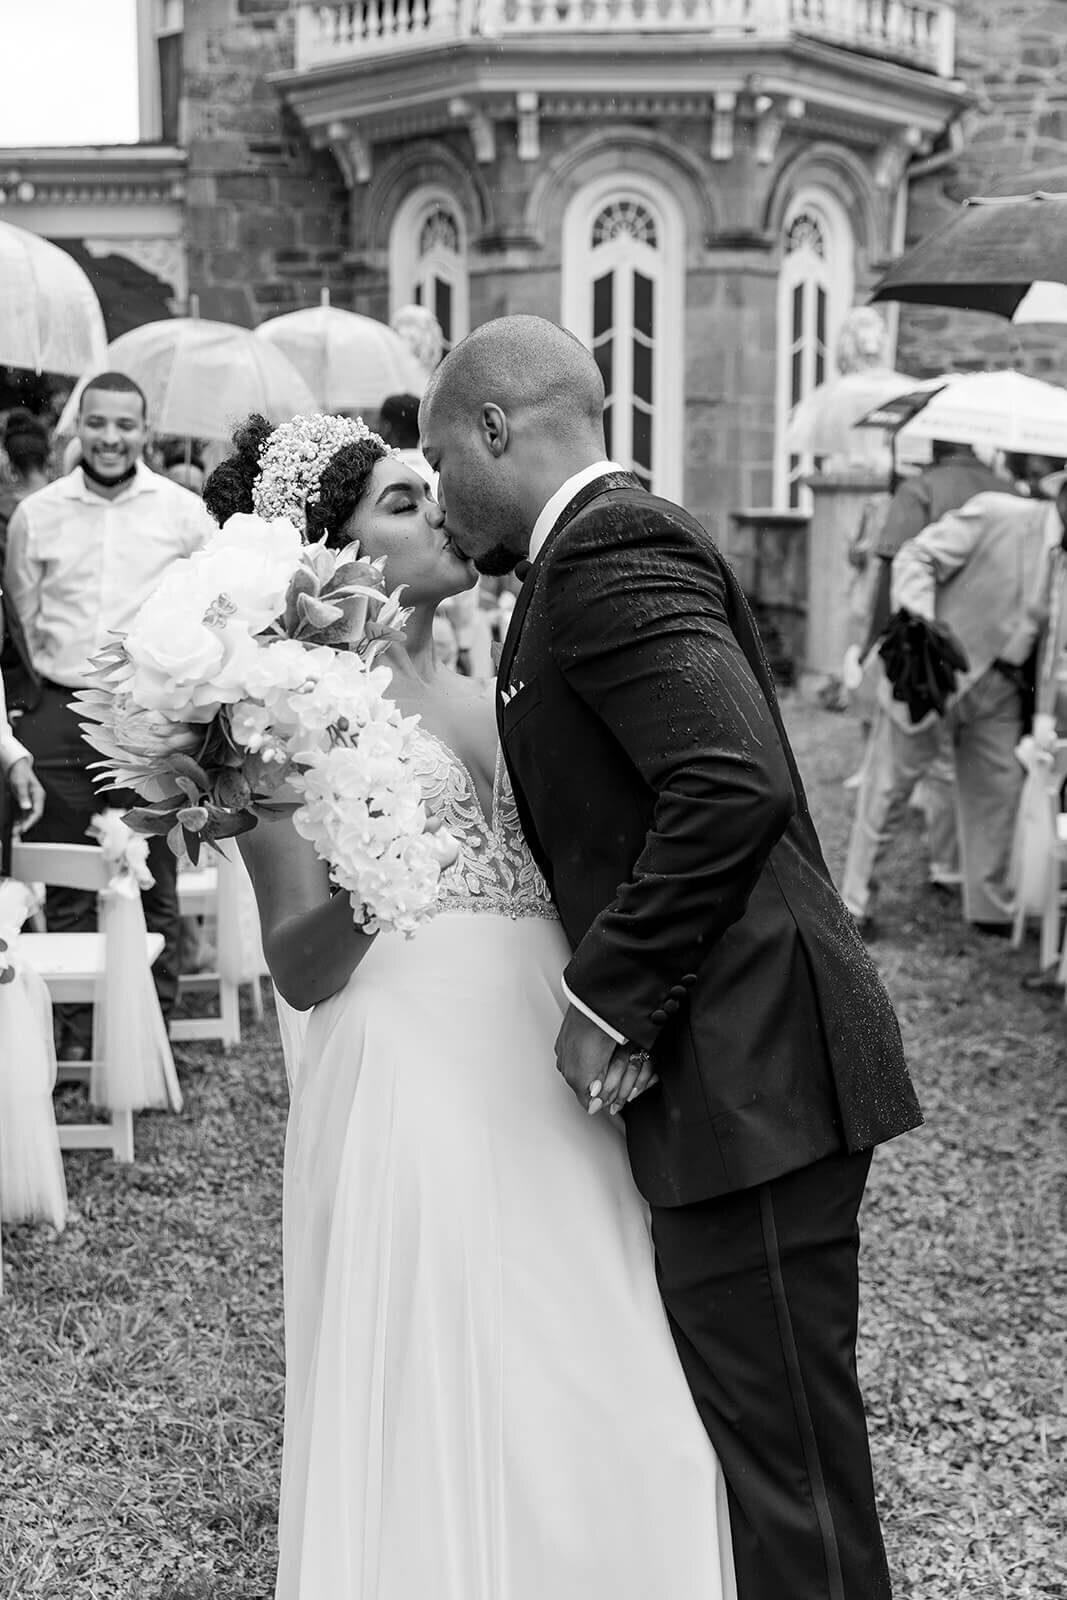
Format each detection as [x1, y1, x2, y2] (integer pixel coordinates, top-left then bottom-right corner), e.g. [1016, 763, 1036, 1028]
[252, 414, 389, 531]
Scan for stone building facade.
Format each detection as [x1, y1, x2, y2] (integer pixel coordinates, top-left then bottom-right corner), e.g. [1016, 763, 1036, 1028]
[898, 0, 1067, 380]
[171, 0, 963, 546]
[4, 0, 1067, 540]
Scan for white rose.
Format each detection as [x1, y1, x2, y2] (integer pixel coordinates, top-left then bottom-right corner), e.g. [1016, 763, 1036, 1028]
[211, 512, 304, 569]
[126, 612, 227, 720]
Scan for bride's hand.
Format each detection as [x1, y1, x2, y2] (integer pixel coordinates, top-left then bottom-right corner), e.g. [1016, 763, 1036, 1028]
[600, 1045, 658, 1117]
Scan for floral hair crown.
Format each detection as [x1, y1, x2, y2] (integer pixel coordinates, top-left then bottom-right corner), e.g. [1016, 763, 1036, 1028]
[251, 413, 389, 531]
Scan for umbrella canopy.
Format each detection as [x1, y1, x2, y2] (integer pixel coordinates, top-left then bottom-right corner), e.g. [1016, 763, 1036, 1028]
[870, 169, 1067, 323]
[255, 305, 428, 414]
[858, 370, 1067, 458]
[0, 221, 107, 377]
[57, 318, 317, 442]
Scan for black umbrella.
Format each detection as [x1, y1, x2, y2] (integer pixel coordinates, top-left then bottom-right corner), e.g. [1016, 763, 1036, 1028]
[870, 166, 1067, 322]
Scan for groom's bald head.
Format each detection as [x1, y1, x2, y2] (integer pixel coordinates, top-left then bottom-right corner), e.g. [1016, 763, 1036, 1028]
[419, 316, 608, 575]
[421, 315, 605, 437]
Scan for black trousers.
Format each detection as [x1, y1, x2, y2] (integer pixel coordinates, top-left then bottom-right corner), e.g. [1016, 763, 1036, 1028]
[650, 1147, 890, 1600]
[16, 683, 180, 1045]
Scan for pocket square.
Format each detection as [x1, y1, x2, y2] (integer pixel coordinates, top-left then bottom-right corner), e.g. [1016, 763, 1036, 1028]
[501, 680, 526, 706]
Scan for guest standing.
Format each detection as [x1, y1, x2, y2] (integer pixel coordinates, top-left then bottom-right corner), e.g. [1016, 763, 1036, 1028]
[3, 372, 212, 1056]
[842, 454, 1062, 934]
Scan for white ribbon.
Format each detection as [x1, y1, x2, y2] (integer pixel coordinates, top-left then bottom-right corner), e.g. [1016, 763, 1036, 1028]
[91, 875, 183, 1115]
[0, 883, 66, 1230]
[1010, 741, 1056, 916]
[215, 848, 268, 988]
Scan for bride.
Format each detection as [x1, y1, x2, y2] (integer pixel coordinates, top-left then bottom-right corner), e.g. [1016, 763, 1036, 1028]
[204, 417, 735, 1600]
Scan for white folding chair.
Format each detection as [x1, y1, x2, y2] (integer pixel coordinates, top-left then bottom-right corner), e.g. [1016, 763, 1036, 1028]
[9, 840, 176, 1162]
[173, 847, 265, 1048]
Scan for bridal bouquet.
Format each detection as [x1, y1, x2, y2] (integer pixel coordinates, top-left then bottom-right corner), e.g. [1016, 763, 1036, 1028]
[75, 512, 456, 935]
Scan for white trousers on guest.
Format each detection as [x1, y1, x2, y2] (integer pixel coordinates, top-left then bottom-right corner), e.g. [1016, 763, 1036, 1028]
[841, 669, 1023, 925]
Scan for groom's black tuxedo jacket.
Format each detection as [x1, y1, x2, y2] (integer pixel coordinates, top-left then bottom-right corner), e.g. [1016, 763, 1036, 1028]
[497, 473, 922, 1207]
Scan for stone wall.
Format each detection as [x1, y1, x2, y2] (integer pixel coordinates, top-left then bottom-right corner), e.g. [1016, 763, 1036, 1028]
[182, 0, 350, 326]
[897, 0, 1067, 379]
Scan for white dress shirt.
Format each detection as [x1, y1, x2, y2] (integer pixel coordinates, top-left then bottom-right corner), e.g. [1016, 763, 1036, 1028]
[4, 463, 213, 689]
[528, 460, 627, 564]
[524, 459, 630, 1045]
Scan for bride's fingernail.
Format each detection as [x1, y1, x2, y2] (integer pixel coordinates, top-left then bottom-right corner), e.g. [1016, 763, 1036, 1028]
[588, 1097, 603, 1115]
[589, 1080, 602, 1098]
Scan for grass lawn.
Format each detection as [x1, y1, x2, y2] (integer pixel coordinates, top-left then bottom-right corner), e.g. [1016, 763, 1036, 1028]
[0, 694, 1063, 1599]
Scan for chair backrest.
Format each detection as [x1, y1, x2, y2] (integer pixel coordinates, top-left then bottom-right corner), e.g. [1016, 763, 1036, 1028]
[9, 840, 112, 894]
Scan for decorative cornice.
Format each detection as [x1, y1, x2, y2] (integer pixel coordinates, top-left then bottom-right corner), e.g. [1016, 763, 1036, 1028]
[0, 145, 186, 208]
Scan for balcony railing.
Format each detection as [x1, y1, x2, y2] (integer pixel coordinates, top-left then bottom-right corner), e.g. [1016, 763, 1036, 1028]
[294, 0, 956, 77]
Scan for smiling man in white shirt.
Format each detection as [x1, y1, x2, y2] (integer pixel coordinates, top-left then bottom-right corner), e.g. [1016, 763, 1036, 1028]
[3, 371, 213, 1056]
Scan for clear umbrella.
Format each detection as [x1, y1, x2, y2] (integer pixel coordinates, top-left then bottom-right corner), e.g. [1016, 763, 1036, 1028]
[57, 317, 317, 442]
[0, 220, 107, 377]
[858, 370, 1067, 458]
[255, 293, 427, 414]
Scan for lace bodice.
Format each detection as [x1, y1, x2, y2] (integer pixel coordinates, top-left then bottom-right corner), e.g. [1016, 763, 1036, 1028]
[413, 731, 557, 920]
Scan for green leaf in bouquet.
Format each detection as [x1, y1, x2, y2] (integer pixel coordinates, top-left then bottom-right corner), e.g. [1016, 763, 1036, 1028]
[203, 804, 258, 842]
[177, 805, 210, 833]
[123, 798, 186, 836]
[282, 567, 319, 637]
[213, 768, 253, 811]
[168, 751, 213, 792]
[295, 591, 345, 633]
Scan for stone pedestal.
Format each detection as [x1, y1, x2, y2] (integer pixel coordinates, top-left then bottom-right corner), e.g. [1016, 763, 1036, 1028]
[726, 507, 810, 684]
[803, 472, 884, 682]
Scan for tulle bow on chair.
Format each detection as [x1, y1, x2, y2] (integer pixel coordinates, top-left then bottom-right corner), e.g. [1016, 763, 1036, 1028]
[87, 812, 183, 1116]
[0, 879, 67, 1243]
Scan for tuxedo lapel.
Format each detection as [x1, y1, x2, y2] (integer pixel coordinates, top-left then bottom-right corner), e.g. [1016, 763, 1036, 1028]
[496, 470, 639, 694]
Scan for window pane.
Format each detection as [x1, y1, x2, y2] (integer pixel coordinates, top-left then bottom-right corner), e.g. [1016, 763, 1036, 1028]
[435, 278, 453, 347]
[791, 350, 803, 408]
[604, 401, 614, 458]
[593, 272, 614, 339]
[634, 271, 654, 339]
[792, 283, 804, 344]
[633, 405, 652, 475]
[595, 337, 614, 401]
[633, 336, 653, 405]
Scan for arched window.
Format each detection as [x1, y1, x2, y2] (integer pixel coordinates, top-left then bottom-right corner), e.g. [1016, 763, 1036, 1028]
[389, 189, 468, 352]
[775, 191, 855, 508]
[562, 179, 684, 500]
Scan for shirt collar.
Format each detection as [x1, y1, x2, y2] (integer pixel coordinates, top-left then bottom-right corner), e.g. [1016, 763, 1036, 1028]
[59, 459, 161, 504]
[529, 461, 627, 562]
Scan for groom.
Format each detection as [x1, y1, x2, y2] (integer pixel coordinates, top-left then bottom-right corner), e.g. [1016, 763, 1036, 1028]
[420, 316, 921, 1600]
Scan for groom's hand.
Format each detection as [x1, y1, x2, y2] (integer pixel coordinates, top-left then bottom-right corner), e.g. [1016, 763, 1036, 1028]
[554, 1005, 658, 1116]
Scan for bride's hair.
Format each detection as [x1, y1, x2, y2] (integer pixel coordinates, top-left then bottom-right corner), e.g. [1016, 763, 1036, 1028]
[203, 413, 390, 547]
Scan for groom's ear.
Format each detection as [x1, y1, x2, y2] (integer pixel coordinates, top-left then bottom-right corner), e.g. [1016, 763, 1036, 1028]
[481, 403, 509, 458]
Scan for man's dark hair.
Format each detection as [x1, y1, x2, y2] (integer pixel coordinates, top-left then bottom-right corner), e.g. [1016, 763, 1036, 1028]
[78, 371, 148, 420]
[2, 409, 50, 475]
[378, 393, 421, 449]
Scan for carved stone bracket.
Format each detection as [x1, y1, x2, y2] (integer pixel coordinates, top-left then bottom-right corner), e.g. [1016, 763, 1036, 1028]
[711, 91, 737, 163]
[516, 92, 540, 163]
[754, 94, 806, 166]
[449, 97, 496, 164]
[873, 126, 925, 190]
[317, 119, 372, 188]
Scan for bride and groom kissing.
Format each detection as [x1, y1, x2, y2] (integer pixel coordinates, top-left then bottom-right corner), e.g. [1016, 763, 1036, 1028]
[208, 314, 922, 1599]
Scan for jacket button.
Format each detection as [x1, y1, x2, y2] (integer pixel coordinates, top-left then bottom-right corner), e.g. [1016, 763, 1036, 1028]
[664, 997, 680, 1016]
[681, 973, 697, 988]
[650, 1008, 668, 1025]
[669, 984, 687, 1000]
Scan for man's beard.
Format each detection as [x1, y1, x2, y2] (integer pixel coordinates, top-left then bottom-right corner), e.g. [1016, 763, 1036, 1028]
[473, 541, 522, 577]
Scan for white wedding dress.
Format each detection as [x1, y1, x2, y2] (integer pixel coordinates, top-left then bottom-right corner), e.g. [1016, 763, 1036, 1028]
[275, 730, 735, 1600]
